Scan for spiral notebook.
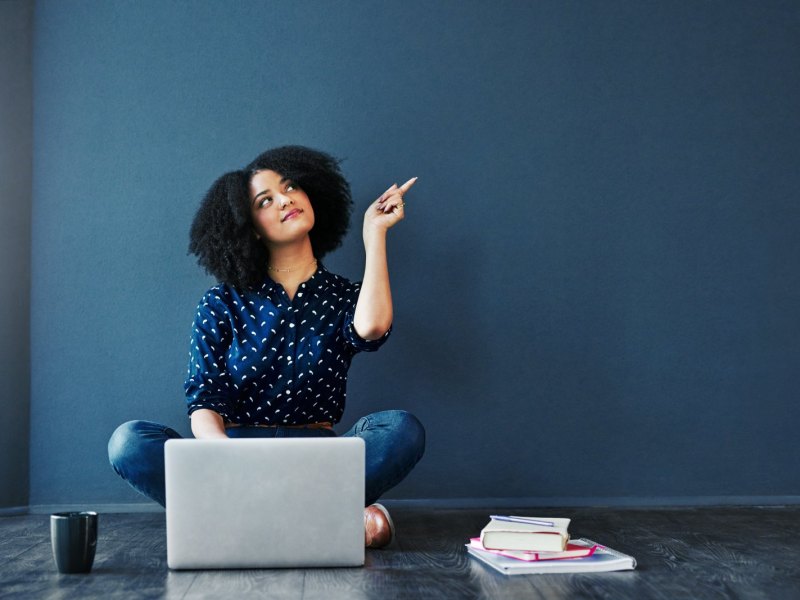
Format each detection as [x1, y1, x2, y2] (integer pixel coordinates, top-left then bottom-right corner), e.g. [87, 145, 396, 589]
[467, 538, 636, 575]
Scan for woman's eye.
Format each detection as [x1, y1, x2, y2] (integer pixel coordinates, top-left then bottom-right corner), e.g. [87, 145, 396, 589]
[286, 183, 296, 192]
[259, 197, 272, 208]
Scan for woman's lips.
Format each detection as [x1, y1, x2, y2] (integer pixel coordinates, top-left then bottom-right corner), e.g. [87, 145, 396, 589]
[282, 209, 302, 222]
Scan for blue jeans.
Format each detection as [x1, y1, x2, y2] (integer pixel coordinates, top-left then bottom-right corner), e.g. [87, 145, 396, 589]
[108, 410, 425, 508]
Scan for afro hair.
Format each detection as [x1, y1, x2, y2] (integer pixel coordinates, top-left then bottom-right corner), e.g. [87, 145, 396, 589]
[188, 145, 352, 289]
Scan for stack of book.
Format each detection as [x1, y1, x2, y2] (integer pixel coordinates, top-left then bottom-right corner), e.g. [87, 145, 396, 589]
[466, 515, 636, 575]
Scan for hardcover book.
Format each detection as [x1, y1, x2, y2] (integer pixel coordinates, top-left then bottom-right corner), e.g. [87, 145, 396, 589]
[468, 538, 598, 561]
[480, 516, 571, 552]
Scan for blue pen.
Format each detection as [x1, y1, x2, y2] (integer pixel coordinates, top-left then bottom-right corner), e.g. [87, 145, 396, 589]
[490, 515, 555, 527]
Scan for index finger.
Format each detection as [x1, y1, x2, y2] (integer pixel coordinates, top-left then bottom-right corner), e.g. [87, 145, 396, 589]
[398, 177, 418, 194]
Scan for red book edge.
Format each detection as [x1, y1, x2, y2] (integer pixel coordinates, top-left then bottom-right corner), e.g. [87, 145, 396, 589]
[469, 538, 599, 562]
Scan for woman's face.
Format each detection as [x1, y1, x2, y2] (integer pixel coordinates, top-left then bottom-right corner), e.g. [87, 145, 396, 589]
[248, 169, 315, 247]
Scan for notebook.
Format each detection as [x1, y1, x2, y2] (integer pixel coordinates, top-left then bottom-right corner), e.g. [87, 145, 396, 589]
[164, 437, 365, 569]
[467, 538, 636, 575]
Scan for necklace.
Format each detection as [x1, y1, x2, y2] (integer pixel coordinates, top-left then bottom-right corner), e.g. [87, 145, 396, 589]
[267, 258, 318, 273]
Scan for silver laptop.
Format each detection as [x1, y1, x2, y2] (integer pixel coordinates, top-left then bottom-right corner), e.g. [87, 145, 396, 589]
[165, 437, 365, 569]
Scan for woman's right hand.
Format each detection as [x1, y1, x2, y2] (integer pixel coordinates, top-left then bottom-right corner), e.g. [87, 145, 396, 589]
[190, 409, 229, 439]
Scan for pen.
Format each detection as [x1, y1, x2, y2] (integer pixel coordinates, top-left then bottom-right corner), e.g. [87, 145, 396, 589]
[490, 515, 555, 527]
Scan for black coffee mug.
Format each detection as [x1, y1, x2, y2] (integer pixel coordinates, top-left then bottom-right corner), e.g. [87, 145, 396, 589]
[50, 511, 98, 574]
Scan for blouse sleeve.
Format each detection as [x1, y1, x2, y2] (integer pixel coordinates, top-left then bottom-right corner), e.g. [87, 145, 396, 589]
[341, 281, 392, 353]
[184, 295, 235, 422]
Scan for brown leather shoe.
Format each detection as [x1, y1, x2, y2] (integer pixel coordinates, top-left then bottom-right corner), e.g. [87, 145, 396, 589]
[364, 503, 395, 548]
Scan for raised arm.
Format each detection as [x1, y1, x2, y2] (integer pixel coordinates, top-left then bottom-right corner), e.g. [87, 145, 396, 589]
[353, 177, 417, 341]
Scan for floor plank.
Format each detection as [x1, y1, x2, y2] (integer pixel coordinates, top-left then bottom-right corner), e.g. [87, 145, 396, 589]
[1, 506, 799, 599]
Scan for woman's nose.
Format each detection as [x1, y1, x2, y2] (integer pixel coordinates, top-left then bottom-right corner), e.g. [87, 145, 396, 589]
[278, 195, 293, 208]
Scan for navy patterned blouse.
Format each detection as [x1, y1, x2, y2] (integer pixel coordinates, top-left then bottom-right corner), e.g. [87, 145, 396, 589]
[184, 265, 391, 426]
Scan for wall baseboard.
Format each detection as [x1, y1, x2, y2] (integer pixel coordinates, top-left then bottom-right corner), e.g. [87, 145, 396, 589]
[17, 495, 800, 515]
[28, 502, 164, 515]
[0, 506, 28, 516]
[380, 495, 800, 509]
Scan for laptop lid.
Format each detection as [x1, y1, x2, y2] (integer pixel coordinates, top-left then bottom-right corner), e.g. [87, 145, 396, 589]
[165, 437, 365, 569]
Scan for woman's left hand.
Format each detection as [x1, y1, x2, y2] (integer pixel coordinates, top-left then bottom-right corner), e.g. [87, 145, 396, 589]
[363, 177, 417, 244]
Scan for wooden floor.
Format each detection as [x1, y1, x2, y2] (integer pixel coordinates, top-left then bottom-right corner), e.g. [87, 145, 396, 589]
[2, 505, 799, 599]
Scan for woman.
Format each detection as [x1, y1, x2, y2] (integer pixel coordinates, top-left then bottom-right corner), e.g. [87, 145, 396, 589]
[108, 145, 425, 549]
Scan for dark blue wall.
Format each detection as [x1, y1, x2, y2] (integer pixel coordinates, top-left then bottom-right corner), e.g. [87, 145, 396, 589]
[30, 0, 800, 507]
[0, 0, 33, 511]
